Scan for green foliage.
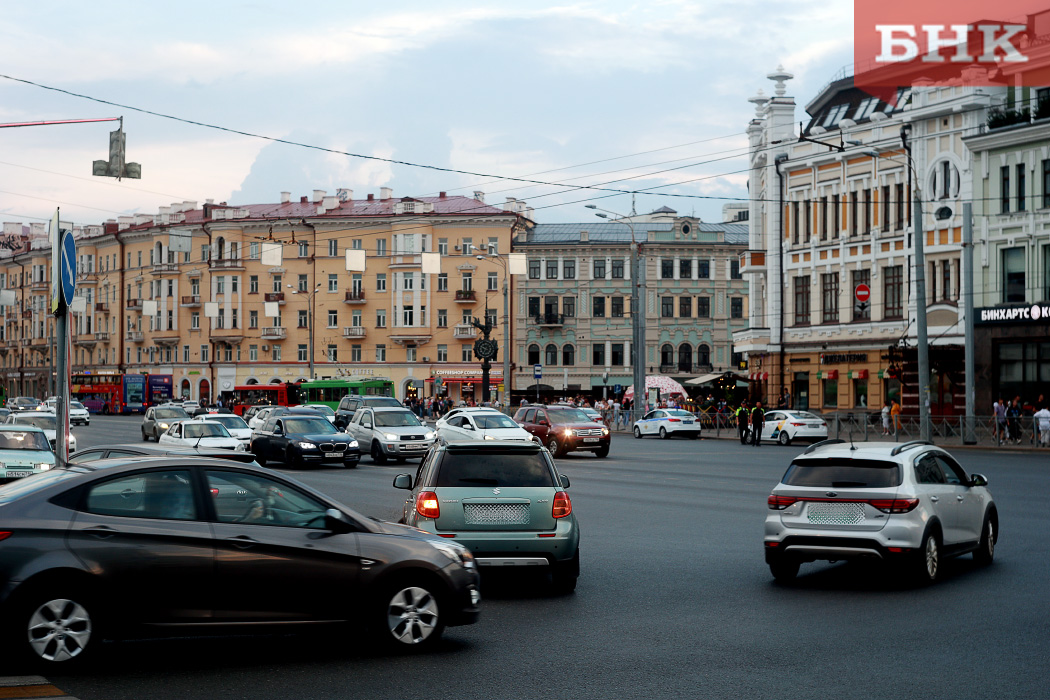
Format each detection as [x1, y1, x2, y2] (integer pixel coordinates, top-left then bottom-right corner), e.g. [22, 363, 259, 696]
[987, 106, 1030, 130]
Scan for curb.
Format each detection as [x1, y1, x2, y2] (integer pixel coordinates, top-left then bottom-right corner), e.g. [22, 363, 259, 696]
[0, 676, 79, 699]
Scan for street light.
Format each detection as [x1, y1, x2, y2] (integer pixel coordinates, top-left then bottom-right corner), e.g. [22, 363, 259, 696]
[586, 204, 645, 417]
[288, 281, 321, 380]
[476, 250, 512, 406]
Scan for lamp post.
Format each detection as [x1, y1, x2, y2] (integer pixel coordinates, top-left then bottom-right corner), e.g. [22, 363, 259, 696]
[288, 282, 321, 380]
[586, 205, 645, 419]
[476, 251, 513, 406]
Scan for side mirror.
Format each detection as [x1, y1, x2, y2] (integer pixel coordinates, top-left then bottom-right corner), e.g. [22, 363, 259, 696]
[324, 508, 355, 534]
[539, 419, 549, 426]
[393, 473, 413, 490]
[559, 474, 570, 488]
[273, 426, 283, 435]
[970, 473, 989, 487]
[463, 423, 474, 431]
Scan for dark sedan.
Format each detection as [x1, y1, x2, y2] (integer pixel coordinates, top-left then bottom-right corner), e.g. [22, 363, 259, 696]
[68, 444, 259, 465]
[0, 457, 480, 667]
[251, 415, 361, 468]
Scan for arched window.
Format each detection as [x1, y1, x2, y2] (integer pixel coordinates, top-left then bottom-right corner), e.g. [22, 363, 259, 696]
[528, 344, 540, 366]
[562, 344, 575, 366]
[216, 237, 225, 260]
[661, 344, 674, 367]
[678, 344, 693, 372]
[697, 344, 711, 368]
[245, 377, 259, 385]
[180, 378, 191, 398]
[545, 344, 558, 366]
[154, 242, 163, 264]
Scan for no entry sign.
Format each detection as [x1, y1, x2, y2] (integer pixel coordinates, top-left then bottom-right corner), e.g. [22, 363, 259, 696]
[855, 284, 871, 303]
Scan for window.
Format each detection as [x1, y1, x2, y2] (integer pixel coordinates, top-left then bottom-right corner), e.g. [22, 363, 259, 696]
[272, 345, 281, 361]
[528, 344, 540, 365]
[200, 345, 209, 362]
[833, 193, 841, 237]
[563, 260, 575, 279]
[462, 310, 473, 325]
[248, 275, 258, 294]
[206, 471, 326, 528]
[612, 296, 624, 318]
[1002, 166, 1011, 213]
[679, 297, 692, 318]
[794, 276, 811, 326]
[820, 196, 829, 240]
[863, 188, 871, 234]
[804, 199, 812, 241]
[191, 312, 200, 330]
[272, 276, 282, 293]
[697, 296, 710, 318]
[546, 260, 558, 279]
[850, 191, 859, 236]
[1018, 163, 1027, 212]
[438, 238, 448, 255]
[822, 103, 848, 127]
[823, 378, 838, 408]
[249, 310, 258, 329]
[376, 344, 386, 362]
[611, 258, 624, 279]
[661, 259, 674, 279]
[250, 242, 259, 259]
[884, 265, 903, 319]
[895, 184, 905, 230]
[592, 296, 605, 317]
[376, 309, 387, 327]
[821, 273, 839, 323]
[592, 343, 605, 366]
[661, 344, 673, 366]
[403, 306, 414, 326]
[298, 242, 309, 258]
[792, 201, 799, 244]
[351, 345, 362, 362]
[1002, 247, 1026, 303]
[1043, 160, 1050, 209]
[296, 344, 307, 362]
[376, 239, 387, 256]
[528, 297, 540, 317]
[216, 276, 225, 294]
[679, 259, 692, 279]
[730, 297, 743, 319]
[86, 470, 197, 520]
[562, 345, 575, 366]
[295, 274, 306, 292]
[327, 274, 338, 293]
[698, 344, 711, 367]
[297, 310, 308, 328]
[854, 97, 880, 120]
[528, 259, 541, 279]
[545, 344, 558, 366]
[487, 272, 498, 291]
[661, 297, 674, 317]
[437, 273, 447, 291]
[461, 344, 472, 362]
[326, 309, 338, 328]
[852, 269, 871, 321]
[730, 259, 742, 279]
[1045, 246, 1050, 299]
[376, 274, 387, 292]
[611, 343, 624, 366]
[461, 273, 472, 291]
[593, 259, 606, 279]
[437, 309, 448, 328]
[461, 238, 473, 255]
[183, 345, 190, 363]
[698, 260, 710, 279]
[563, 297, 576, 317]
[942, 261, 952, 302]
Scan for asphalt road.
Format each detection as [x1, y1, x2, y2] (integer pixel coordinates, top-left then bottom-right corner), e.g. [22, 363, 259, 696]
[30, 416, 1050, 699]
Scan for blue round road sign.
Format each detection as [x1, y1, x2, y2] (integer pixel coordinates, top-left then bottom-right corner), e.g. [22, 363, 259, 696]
[60, 231, 76, 305]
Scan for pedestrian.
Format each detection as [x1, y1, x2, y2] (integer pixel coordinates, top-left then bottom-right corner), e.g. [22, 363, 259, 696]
[777, 388, 789, 410]
[750, 401, 765, 447]
[1007, 398, 1023, 445]
[890, 399, 901, 434]
[881, 399, 891, 435]
[736, 401, 750, 445]
[1034, 403, 1050, 447]
[993, 398, 1007, 445]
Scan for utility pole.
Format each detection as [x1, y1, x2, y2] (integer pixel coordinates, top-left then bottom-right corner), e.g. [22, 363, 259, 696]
[962, 202, 975, 443]
[903, 125, 931, 442]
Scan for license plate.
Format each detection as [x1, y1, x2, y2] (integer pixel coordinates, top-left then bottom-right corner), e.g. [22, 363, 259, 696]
[583, 437, 600, 443]
[324, 452, 341, 458]
[5, 471, 32, 478]
[403, 444, 424, 450]
[684, 420, 694, 424]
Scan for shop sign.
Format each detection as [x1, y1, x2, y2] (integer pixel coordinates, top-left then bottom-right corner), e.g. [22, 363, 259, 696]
[434, 368, 501, 376]
[977, 304, 1050, 325]
[820, 353, 867, 364]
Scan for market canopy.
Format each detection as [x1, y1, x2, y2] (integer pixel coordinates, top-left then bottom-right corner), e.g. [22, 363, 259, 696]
[685, 372, 750, 388]
[623, 375, 686, 400]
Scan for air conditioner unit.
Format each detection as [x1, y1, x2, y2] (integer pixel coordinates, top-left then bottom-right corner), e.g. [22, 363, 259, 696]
[422, 357, 430, 362]
[454, 245, 461, 251]
[261, 344, 270, 351]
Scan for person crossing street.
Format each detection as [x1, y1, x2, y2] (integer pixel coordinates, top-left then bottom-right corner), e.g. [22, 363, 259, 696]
[736, 400, 750, 445]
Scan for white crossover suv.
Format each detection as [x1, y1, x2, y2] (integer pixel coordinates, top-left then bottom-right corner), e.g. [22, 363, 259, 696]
[764, 440, 997, 584]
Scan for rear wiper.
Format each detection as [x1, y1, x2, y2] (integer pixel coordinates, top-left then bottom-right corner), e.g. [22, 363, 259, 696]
[831, 481, 868, 487]
[458, 478, 499, 486]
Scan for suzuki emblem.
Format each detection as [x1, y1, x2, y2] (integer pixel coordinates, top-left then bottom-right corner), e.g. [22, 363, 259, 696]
[493, 488, 501, 495]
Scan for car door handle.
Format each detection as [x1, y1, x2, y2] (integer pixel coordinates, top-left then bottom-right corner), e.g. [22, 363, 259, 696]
[225, 535, 258, 549]
[957, 495, 964, 501]
[83, 525, 117, 539]
[930, 496, 939, 502]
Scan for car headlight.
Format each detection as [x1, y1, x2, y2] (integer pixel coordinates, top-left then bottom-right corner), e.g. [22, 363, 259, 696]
[428, 539, 475, 569]
[384, 433, 399, 441]
[36, 462, 51, 470]
[347, 440, 359, 448]
[602, 427, 609, 436]
[424, 431, 436, 440]
[159, 423, 169, 430]
[297, 441, 318, 450]
[564, 428, 574, 437]
[235, 443, 247, 452]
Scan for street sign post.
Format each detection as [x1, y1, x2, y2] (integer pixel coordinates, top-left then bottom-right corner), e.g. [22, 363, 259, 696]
[534, 365, 542, 403]
[854, 283, 871, 317]
[51, 215, 76, 468]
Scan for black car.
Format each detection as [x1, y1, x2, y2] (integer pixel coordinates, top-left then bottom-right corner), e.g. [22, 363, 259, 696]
[335, 395, 402, 430]
[251, 414, 361, 468]
[0, 457, 480, 667]
[68, 444, 260, 465]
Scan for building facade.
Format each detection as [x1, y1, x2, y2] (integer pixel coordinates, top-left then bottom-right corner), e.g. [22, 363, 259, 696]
[511, 215, 749, 399]
[2, 190, 528, 403]
[735, 66, 1003, 415]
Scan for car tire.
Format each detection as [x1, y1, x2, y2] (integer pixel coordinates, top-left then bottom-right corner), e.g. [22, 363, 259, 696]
[343, 460, 357, 469]
[141, 429, 149, 442]
[769, 557, 800, 583]
[10, 588, 99, 669]
[376, 579, 446, 651]
[659, 427, 669, 439]
[547, 437, 561, 457]
[371, 441, 388, 465]
[973, 511, 996, 566]
[633, 426, 642, 439]
[688, 432, 699, 439]
[551, 549, 580, 594]
[253, 451, 266, 467]
[594, 445, 610, 458]
[915, 526, 941, 584]
[778, 431, 790, 446]
[285, 448, 304, 469]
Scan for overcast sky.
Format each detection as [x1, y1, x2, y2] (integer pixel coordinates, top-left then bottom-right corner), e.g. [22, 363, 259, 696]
[0, 1, 853, 229]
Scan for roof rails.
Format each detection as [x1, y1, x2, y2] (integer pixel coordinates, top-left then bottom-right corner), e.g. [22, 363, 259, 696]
[801, 439, 846, 455]
[890, 440, 933, 456]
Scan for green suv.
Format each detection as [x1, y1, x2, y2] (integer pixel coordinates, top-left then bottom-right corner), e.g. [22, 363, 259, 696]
[394, 441, 580, 592]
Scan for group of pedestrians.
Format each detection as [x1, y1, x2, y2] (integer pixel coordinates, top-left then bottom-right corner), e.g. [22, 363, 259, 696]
[735, 400, 765, 447]
[994, 395, 1050, 446]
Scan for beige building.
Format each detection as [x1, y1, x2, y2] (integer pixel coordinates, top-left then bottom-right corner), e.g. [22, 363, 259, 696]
[3, 190, 528, 403]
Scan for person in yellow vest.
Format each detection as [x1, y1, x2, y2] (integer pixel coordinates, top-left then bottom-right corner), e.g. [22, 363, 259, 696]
[736, 401, 750, 444]
[750, 401, 765, 447]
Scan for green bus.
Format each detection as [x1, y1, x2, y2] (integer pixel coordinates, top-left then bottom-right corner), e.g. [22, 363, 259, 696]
[299, 378, 395, 410]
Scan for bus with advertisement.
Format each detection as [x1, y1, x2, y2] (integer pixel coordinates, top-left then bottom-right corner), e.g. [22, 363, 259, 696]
[228, 382, 302, 416]
[70, 372, 147, 414]
[299, 378, 395, 410]
[146, 374, 174, 406]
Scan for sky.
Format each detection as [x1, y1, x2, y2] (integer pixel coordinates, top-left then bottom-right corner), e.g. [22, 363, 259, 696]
[0, 1, 854, 229]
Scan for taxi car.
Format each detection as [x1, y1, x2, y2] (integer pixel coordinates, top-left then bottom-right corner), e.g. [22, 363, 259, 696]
[632, 409, 702, 439]
[0, 424, 55, 483]
[757, 410, 828, 446]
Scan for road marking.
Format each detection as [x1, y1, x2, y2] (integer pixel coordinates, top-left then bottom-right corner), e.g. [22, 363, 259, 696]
[0, 677, 77, 699]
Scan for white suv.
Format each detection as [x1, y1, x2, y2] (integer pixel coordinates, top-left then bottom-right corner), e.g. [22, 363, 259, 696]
[764, 440, 997, 584]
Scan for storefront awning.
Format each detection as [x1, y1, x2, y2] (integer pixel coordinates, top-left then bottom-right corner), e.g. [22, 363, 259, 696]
[748, 371, 769, 381]
[817, 370, 839, 380]
[685, 372, 724, 386]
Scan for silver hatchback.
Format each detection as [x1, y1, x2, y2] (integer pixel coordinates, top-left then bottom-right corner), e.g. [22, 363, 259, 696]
[764, 440, 997, 584]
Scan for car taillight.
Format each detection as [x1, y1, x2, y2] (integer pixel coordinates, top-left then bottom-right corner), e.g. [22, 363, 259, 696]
[668, 418, 681, 422]
[868, 498, 919, 514]
[210, 488, 219, 497]
[790, 422, 805, 426]
[416, 491, 440, 519]
[0, 531, 11, 542]
[767, 494, 797, 509]
[552, 491, 572, 518]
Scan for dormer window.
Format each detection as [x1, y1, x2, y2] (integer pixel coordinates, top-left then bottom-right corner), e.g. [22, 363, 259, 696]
[823, 104, 849, 128]
[854, 98, 880, 121]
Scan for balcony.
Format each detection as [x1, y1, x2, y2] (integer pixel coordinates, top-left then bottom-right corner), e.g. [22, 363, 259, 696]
[209, 258, 245, 270]
[344, 290, 366, 304]
[739, 250, 766, 275]
[180, 295, 201, 307]
[208, 329, 243, 344]
[126, 331, 144, 342]
[454, 290, 476, 303]
[74, 334, 98, 347]
[94, 303, 110, 314]
[453, 324, 477, 339]
[264, 292, 285, 304]
[261, 326, 287, 340]
[342, 326, 366, 338]
[126, 299, 143, 311]
[31, 280, 48, 291]
[151, 263, 179, 275]
[21, 310, 32, 319]
[534, 313, 565, 327]
[94, 332, 110, 342]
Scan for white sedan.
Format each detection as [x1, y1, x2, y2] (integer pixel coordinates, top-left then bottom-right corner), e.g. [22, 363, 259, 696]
[436, 408, 535, 442]
[304, 404, 337, 424]
[188, 414, 252, 445]
[632, 409, 702, 439]
[159, 420, 241, 450]
[4, 412, 78, 452]
[248, 407, 276, 432]
[38, 399, 91, 426]
[757, 410, 828, 446]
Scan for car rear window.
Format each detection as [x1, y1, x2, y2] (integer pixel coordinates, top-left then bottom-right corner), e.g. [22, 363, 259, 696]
[435, 452, 554, 488]
[366, 397, 402, 407]
[782, 458, 901, 488]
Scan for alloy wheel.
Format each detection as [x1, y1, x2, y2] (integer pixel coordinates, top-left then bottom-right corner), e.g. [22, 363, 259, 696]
[27, 598, 92, 663]
[386, 586, 439, 645]
[925, 534, 939, 580]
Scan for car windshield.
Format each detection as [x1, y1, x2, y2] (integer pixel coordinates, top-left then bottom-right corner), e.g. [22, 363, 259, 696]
[184, 423, 232, 438]
[375, 411, 423, 427]
[305, 405, 336, 416]
[283, 418, 337, 435]
[782, 458, 901, 488]
[70, 401, 86, 410]
[15, 398, 40, 407]
[12, 415, 56, 430]
[0, 430, 51, 451]
[436, 451, 554, 487]
[547, 409, 592, 424]
[156, 408, 189, 420]
[206, 415, 249, 430]
[474, 414, 519, 429]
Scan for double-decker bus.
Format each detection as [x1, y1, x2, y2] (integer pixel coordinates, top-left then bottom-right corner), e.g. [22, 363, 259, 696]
[146, 374, 174, 407]
[228, 382, 302, 416]
[71, 372, 147, 414]
[299, 378, 395, 410]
